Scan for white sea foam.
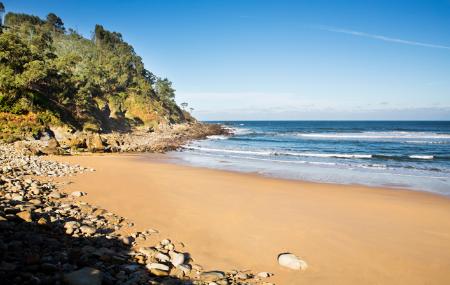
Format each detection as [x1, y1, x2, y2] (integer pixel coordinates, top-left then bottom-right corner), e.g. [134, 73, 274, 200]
[295, 131, 450, 140]
[281, 152, 372, 159]
[187, 146, 273, 156]
[187, 146, 372, 159]
[206, 135, 229, 140]
[229, 127, 254, 135]
[409, 155, 434, 160]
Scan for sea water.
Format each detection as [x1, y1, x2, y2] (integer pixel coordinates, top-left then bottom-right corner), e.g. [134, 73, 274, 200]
[172, 121, 450, 195]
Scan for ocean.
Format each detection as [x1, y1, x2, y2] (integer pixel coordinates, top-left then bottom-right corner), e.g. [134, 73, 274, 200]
[171, 121, 450, 195]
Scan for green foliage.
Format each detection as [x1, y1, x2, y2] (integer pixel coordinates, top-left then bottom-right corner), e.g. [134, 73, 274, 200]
[0, 10, 188, 138]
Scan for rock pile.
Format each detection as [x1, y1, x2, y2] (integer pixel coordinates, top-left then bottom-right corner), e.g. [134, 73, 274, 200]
[0, 144, 272, 284]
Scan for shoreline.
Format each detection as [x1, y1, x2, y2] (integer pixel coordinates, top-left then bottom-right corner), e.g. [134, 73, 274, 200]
[52, 152, 450, 285]
[147, 151, 450, 198]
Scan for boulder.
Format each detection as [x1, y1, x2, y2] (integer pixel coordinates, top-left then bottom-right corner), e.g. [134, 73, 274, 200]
[86, 133, 104, 152]
[277, 253, 307, 270]
[42, 138, 62, 155]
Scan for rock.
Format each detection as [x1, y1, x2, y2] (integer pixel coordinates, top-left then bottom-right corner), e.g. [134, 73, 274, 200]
[146, 263, 170, 271]
[121, 236, 133, 245]
[71, 191, 86, 197]
[236, 272, 249, 280]
[139, 247, 157, 257]
[42, 138, 62, 155]
[37, 217, 49, 225]
[177, 264, 191, 275]
[86, 133, 105, 152]
[161, 239, 171, 246]
[11, 194, 23, 201]
[149, 268, 169, 277]
[63, 267, 102, 285]
[256, 272, 272, 278]
[49, 191, 62, 199]
[79, 225, 96, 235]
[277, 253, 307, 270]
[16, 210, 32, 222]
[169, 251, 185, 267]
[155, 252, 170, 262]
[200, 271, 225, 281]
[64, 221, 80, 229]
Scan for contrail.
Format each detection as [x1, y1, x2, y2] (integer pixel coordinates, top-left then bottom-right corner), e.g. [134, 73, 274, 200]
[318, 25, 450, 50]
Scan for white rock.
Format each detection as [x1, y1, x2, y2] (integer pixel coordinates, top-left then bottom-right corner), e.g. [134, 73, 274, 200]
[169, 251, 185, 267]
[155, 252, 170, 262]
[160, 239, 171, 246]
[146, 263, 170, 271]
[257, 271, 272, 278]
[277, 253, 307, 270]
[79, 225, 96, 235]
[71, 191, 86, 197]
[64, 221, 80, 229]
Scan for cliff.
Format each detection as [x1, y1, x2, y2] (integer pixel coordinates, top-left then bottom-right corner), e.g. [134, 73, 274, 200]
[0, 9, 194, 143]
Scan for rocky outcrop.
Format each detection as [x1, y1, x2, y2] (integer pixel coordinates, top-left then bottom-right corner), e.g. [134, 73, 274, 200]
[10, 123, 228, 155]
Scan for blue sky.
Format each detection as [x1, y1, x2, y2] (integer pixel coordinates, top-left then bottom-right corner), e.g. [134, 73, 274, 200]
[4, 0, 450, 120]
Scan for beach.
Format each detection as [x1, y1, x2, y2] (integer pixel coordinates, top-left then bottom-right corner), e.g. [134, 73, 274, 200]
[53, 153, 450, 285]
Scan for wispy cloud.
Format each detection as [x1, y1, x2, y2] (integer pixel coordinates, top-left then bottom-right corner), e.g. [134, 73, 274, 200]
[317, 25, 450, 50]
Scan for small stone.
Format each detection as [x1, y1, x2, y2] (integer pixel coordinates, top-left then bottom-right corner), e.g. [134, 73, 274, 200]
[256, 272, 272, 278]
[64, 221, 80, 229]
[80, 225, 96, 235]
[63, 267, 102, 285]
[16, 210, 32, 222]
[177, 264, 191, 275]
[161, 239, 171, 246]
[49, 192, 62, 199]
[139, 247, 157, 257]
[146, 263, 170, 271]
[201, 271, 225, 282]
[11, 194, 24, 201]
[155, 252, 170, 262]
[149, 268, 169, 277]
[277, 253, 308, 270]
[121, 236, 133, 245]
[37, 217, 49, 225]
[236, 272, 249, 280]
[71, 191, 86, 197]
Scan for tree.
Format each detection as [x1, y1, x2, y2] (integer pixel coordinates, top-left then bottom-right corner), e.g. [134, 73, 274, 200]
[155, 78, 175, 102]
[46, 13, 64, 32]
[181, 102, 188, 110]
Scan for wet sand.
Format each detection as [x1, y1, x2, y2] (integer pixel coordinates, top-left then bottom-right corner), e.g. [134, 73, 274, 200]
[53, 153, 450, 284]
